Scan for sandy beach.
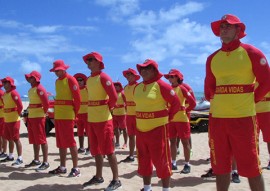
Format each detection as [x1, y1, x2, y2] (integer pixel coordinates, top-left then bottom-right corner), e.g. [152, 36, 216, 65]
[0, 102, 269, 191]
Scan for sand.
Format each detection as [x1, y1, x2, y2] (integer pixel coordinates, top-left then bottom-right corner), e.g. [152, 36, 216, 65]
[0, 102, 269, 191]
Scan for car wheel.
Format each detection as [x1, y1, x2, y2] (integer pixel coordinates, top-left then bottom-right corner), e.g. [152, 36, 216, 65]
[198, 120, 208, 132]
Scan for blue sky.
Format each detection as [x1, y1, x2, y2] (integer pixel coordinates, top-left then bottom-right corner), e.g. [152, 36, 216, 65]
[1, 0, 270, 97]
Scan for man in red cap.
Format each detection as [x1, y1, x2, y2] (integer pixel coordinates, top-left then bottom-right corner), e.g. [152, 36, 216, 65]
[48, 60, 81, 177]
[0, 77, 23, 166]
[73, 73, 90, 155]
[24, 70, 50, 171]
[205, 14, 270, 191]
[82, 52, 122, 191]
[164, 69, 196, 174]
[0, 82, 7, 159]
[112, 82, 127, 150]
[121, 68, 140, 163]
[134, 59, 180, 191]
[166, 70, 196, 161]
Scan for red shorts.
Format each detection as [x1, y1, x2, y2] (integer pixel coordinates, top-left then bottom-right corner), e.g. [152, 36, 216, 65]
[126, 115, 137, 136]
[168, 121, 190, 139]
[88, 120, 114, 156]
[113, 115, 126, 130]
[136, 125, 172, 179]
[3, 121, 20, 141]
[54, 120, 77, 148]
[76, 113, 88, 136]
[27, 117, 47, 145]
[0, 118, 4, 136]
[256, 112, 270, 142]
[209, 117, 261, 178]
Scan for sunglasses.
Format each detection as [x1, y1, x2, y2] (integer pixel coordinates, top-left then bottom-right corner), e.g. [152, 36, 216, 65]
[77, 78, 84, 82]
[168, 75, 176, 78]
[87, 58, 97, 62]
[140, 65, 153, 70]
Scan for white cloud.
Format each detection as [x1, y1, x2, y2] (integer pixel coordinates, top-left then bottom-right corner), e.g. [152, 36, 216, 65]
[122, 1, 218, 67]
[95, 0, 140, 21]
[20, 60, 42, 73]
[0, 19, 21, 28]
[159, 2, 204, 23]
[0, 33, 84, 64]
[0, 19, 96, 34]
[128, 2, 204, 29]
[170, 59, 184, 67]
[31, 25, 61, 33]
[122, 19, 213, 64]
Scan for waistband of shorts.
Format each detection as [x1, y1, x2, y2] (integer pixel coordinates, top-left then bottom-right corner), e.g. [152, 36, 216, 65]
[4, 107, 17, 113]
[88, 100, 108, 106]
[126, 101, 136, 106]
[114, 104, 125, 108]
[28, 104, 43, 108]
[136, 109, 168, 119]
[54, 100, 74, 105]
[179, 106, 185, 111]
[261, 97, 270, 102]
[215, 84, 254, 94]
[80, 101, 88, 105]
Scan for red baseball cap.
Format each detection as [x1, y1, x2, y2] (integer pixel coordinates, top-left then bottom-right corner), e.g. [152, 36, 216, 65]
[164, 69, 184, 80]
[122, 68, 140, 81]
[136, 59, 163, 79]
[73, 73, 87, 83]
[211, 14, 246, 39]
[83, 52, 105, 69]
[25, 70, 41, 82]
[50, 60, 70, 72]
[1, 76, 16, 87]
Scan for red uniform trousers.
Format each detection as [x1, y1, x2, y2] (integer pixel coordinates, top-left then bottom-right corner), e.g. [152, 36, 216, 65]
[76, 113, 88, 137]
[27, 117, 47, 144]
[168, 121, 190, 139]
[136, 125, 172, 179]
[54, 120, 77, 148]
[3, 121, 20, 141]
[0, 118, 4, 136]
[126, 115, 137, 136]
[113, 115, 126, 130]
[256, 112, 270, 142]
[88, 120, 114, 156]
[209, 116, 261, 178]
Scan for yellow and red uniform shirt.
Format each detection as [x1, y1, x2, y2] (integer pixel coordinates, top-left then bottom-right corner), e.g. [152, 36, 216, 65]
[124, 82, 137, 116]
[112, 91, 126, 116]
[2, 87, 23, 123]
[171, 85, 196, 122]
[0, 89, 4, 119]
[86, 71, 117, 123]
[28, 84, 49, 118]
[134, 77, 180, 132]
[54, 73, 81, 120]
[205, 39, 270, 118]
[78, 86, 88, 114]
[182, 83, 196, 109]
[255, 91, 270, 113]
